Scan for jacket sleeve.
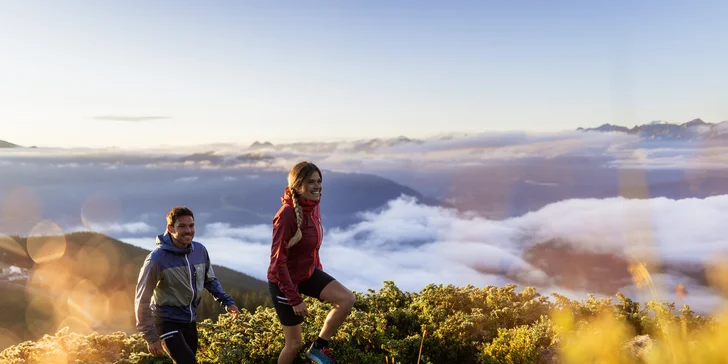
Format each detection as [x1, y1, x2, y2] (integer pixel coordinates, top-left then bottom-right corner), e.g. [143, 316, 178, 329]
[203, 247, 236, 308]
[315, 207, 323, 271]
[270, 207, 304, 306]
[135, 252, 160, 344]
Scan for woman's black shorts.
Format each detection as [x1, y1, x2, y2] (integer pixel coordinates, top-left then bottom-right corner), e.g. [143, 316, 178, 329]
[268, 269, 336, 326]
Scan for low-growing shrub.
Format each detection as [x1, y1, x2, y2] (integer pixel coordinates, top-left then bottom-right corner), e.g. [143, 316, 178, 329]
[1, 281, 723, 363]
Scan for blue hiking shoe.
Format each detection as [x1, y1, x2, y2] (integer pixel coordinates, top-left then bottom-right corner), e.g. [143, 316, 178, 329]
[306, 344, 336, 364]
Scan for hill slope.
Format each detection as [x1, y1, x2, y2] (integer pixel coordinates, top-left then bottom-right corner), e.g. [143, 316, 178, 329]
[0, 232, 268, 351]
[0, 140, 20, 148]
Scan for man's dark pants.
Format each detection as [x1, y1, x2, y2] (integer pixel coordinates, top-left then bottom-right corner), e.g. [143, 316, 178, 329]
[155, 320, 198, 364]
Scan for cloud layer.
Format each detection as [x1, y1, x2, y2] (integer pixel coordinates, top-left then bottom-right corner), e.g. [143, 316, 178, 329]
[4, 129, 728, 314]
[4, 129, 728, 174]
[119, 193, 728, 314]
[70, 222, 154, 235]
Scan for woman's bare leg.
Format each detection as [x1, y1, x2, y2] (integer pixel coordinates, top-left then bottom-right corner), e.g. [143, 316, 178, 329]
[317, 280, 356, 340]
[278, 324, 303, 364]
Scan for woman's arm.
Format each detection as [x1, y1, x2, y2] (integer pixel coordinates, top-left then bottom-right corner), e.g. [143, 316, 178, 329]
[270, 207, 304, 306]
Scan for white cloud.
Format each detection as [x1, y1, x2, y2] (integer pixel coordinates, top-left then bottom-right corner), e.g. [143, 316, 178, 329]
[192, 236, 272, 283]
[516, 195, 728, 264]
[261, 131, 641, 174]
[116, 194, 728, 314]
[6, 129, 728, 172]
[203, 223, 271, 242]
[321, 195, 728, 313]
[609, 144, 728, 169]
[0, 130, 639, 171]
[70, 221, 155, 235]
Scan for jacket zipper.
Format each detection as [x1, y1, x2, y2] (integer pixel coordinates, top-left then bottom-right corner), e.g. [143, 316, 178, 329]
[311, 211, 322, 271]
[184, 253, 194, 322]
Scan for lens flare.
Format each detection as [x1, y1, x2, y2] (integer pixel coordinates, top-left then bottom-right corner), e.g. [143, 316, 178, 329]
[67, 279, 110, 327]
[26, 220, 66, 264]
[74, 235, 120, 288]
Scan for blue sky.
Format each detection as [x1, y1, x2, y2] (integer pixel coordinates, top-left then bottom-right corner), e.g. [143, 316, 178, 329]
[1, 0, 726, 148]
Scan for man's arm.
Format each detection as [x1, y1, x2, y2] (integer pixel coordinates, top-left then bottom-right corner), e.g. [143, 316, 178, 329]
[135, 252, 160, 344]
[203, 247, 236, 309]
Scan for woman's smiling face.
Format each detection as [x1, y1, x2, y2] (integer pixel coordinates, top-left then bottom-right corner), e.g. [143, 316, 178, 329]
[299, 171, 322, 201]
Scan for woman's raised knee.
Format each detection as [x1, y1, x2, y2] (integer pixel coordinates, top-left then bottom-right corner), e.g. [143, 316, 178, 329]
[338, 290, 356, 312]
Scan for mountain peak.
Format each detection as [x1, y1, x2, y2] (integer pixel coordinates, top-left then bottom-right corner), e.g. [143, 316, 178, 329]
[580, 123, 632, 133]
[682, 118, 707, 128]
[577, 118, 724, 141]
[249, 141, 275, 150]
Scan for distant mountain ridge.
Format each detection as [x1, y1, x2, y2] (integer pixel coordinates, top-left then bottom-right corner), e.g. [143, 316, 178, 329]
[0, 140, 20, 148]
[246, 135, 424, 153]
[166, 137, 426, 168]
[577, 118, 728, 141]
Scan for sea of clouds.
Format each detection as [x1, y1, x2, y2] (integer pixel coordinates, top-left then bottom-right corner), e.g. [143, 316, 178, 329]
[4, 129, 728, 313]
[116, 193, 728, 314]
[4, 128, 728, 174]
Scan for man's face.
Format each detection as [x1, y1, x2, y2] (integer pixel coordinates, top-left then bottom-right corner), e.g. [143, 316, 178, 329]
[168, 215, 194, 247]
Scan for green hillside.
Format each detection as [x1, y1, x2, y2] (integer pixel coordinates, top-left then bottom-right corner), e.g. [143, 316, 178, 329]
[0, 231, 269, 352]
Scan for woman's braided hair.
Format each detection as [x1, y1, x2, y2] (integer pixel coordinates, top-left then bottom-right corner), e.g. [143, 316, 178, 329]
[286, 161, 322, 248]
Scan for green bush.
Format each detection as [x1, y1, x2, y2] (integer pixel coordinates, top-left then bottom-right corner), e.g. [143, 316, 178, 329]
[480, 316, 556, 364]
[0, 281, 721, 363]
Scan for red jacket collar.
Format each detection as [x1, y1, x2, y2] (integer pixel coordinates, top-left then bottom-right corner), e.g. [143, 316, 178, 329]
[281, 187, 319, 212]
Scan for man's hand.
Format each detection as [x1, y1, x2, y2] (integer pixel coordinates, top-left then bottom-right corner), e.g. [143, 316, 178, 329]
[226, 304, 240, 318]
[148, 340, 164, 356]
[292, 302, 309, 316]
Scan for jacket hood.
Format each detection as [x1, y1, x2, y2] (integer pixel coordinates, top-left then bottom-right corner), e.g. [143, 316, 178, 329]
[156, 230, 194, 254]
[281, 187, 320, 212]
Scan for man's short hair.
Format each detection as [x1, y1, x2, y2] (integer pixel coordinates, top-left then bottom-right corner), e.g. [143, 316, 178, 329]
[166, 206, 194, 226]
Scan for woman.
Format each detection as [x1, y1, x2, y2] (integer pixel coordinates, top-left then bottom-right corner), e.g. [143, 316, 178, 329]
[267, 161, 356, 364]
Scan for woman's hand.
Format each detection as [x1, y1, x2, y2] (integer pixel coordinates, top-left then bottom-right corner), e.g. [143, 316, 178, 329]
[292, 302, 309, 316]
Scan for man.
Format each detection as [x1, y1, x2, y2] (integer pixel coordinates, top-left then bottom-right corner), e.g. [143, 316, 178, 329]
[135, 206, 240, 363]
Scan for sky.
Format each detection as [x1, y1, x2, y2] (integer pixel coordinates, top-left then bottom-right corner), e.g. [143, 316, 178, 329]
[1, 0, 727, 148]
